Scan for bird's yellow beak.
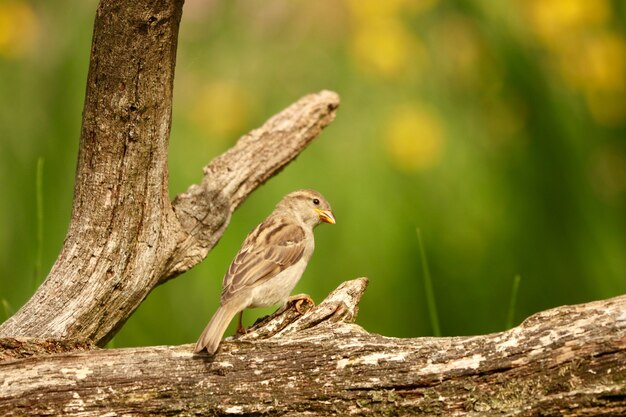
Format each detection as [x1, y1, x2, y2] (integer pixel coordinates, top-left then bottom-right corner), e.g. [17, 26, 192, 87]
[315, 209, 336, 224]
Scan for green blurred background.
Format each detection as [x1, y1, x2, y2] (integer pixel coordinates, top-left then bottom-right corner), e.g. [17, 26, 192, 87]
[1, 0, 625, 347]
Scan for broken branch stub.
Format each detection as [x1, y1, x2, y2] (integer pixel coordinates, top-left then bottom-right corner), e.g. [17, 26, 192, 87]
[229, 277, 369, 342]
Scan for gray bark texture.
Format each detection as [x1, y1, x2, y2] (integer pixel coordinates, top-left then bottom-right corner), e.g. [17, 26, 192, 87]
[1, 280, 625, 416]
[1, 0, 625, 416]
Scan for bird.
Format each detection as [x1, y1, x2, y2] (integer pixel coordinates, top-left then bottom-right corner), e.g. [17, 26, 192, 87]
[194, 189, 336, 354]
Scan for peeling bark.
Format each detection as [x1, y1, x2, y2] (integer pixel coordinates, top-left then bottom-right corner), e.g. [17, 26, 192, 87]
[1, 280, 624, 416]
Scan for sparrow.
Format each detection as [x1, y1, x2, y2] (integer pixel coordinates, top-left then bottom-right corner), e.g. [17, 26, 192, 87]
[194, 189, 336, 354]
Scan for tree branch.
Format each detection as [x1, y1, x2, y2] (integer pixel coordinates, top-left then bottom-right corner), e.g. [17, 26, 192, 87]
[165, 89, 340, 281]
[1, 280, 624, 416]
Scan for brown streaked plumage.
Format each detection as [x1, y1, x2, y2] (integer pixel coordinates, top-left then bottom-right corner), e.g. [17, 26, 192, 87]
[194, 189, 335, 354]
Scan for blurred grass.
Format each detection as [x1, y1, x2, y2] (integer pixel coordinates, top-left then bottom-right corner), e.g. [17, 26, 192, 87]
[0, 0, 625, 347]
[417, 228, 440, 337]
[34, 156, 44, 291]
[1, 299, 12, 322]
[505, 274, 521, 329]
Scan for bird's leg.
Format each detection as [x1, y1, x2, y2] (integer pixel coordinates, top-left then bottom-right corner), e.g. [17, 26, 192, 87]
[288, 293, 315, 315]
[235, 311, 247, 335]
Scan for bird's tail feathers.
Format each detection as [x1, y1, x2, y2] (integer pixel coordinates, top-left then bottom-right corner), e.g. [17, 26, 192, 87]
[194, 304, 238, 354]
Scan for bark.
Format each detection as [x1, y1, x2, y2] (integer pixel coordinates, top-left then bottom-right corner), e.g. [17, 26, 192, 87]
[1, 279, 624, 416]
[0, 0, 339, 346]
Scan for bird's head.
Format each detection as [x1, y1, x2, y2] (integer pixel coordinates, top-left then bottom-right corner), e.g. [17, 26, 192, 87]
[277, 189, 336, 227]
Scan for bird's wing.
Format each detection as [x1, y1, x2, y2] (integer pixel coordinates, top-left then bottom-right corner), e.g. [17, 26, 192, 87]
[220, 216, 306, 304]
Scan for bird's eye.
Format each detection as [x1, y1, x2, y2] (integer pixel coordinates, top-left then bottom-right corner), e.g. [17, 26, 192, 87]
[313, 198, 320, 205]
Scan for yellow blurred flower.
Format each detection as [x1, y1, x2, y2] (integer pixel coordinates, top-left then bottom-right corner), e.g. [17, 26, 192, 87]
[559, 32, 626, 93]
[520, 0, 626, 126]
[0, 1, 38, 58]
[346, 0, 438, 21]
[190, 81, 254, 139]
[345, 0, 435, 78]
[581, 33, 626, 125]
[385, 104, 445, 172]
[522, 0, 610, 49]
[350, 20, 424, 78]
[558, 32, 626, 126]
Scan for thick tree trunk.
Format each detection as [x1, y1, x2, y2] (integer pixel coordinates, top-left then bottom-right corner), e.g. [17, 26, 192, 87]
[0, 0, 186, 346]
[1, 280, 624, 416]
[1, 1, 624, 416]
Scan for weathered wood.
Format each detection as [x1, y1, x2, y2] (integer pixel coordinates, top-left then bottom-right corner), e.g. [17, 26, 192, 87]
[0, 1, 339, 346]
[1, 280, 624, 416]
